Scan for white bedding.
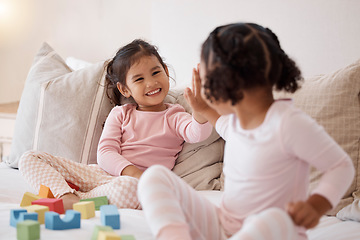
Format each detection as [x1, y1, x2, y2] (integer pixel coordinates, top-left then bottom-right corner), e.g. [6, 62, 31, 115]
[1, 162, 359, 240]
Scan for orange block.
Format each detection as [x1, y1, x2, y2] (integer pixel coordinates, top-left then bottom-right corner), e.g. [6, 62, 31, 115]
[38, 185, 55, 198]
[32, 198, 65, 214]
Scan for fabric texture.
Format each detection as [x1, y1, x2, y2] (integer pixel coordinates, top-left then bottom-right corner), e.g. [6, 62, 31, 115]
[97, 103, 212, 176]
[5, 42, 113, 167]
[274, 59, 360, 215]
[18, 150, 140, 209]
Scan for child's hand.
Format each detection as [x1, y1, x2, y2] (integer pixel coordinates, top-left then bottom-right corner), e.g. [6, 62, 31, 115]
[286, 201, 320, 229]
[184, 66, 213, 123]
[286, 194, 332, 229]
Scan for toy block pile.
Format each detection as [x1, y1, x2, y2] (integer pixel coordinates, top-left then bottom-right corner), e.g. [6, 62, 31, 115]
[11, 184, 136, 240]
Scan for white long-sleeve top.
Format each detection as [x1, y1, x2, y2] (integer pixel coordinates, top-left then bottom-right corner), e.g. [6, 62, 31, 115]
[216, 99, 354, 237]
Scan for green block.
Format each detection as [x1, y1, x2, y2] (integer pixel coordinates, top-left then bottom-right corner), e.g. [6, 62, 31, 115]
[17, 220, 40, 240]
[120, 235, 136, 240]
[91, 225, 113, 240]
[80, 196, 108, 210]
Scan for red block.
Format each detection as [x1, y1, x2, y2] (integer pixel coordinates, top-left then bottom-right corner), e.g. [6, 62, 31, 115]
[32, 198, 65, 214]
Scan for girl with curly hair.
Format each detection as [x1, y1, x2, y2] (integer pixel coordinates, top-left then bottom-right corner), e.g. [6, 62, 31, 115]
[137, 23, 354, 240]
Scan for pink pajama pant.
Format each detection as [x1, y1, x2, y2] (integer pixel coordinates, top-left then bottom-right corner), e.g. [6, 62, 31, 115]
[138, 165, 303, 240]
[18, 151, 140, 209]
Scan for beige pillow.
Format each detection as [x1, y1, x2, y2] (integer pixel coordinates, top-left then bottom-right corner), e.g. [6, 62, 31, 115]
[274, 59, 360, 215]
[5, 42, 113, 168]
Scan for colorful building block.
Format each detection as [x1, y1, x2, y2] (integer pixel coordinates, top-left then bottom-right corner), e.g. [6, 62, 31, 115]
[20, 192, 42, 207]
[32, 198, 65, 214]
[91, 225, 113, 240]
[100, 205, 120, 229]
[38, 185, 55, 198]
[16, 220, 40, 240]
[73, 201, 95, 219]
[24, 205, 49, 224]
[45, 210, 81, 230]
[98, 231, 121, 240]
[10, 209, 38, 227]
[80, 196, 108, 210]
[119, 235, 136, 240]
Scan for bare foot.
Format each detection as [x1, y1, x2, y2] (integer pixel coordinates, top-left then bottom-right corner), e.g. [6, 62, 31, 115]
[60, 193, 80, 210]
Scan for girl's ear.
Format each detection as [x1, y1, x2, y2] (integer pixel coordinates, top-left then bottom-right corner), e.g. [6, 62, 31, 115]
[117, 82, 131, 98]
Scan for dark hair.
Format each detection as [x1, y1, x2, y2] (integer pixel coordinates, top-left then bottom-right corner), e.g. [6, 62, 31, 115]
[201, 22, 302, 105]
[105, 39, 168, 106]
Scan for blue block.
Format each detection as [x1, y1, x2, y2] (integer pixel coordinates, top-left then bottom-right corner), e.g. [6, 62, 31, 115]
[10, 209, 38, 227]
[100, 205, 120, 229]
[45, 210, 81, 230]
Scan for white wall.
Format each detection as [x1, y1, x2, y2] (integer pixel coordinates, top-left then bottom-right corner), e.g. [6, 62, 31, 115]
[1, 0, 359, 103]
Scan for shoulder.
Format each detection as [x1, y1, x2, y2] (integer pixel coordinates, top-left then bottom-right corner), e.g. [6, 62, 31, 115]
[108, 104, 136, 119]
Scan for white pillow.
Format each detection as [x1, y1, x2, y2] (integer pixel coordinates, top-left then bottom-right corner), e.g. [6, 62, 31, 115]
[5, 42, 113, 168]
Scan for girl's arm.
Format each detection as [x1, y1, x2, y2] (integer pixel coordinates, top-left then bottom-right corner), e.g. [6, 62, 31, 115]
[282, 111, 355, 229]
[184, 67, 220, 127]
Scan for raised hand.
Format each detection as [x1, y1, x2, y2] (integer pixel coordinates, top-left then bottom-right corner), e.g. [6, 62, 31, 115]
[184, 65, 220, 126]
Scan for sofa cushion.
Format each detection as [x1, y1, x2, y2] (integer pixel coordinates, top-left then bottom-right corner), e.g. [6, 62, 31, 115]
[5, 42, 113, 167]
[274, 59, 360, 215]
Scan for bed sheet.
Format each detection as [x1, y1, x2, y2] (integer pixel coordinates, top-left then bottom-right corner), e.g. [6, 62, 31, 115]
[1, 162, 360, 240]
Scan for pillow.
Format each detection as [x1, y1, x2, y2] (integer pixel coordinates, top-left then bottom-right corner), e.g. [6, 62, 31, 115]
[274, 59, 360, 215]
[166, 89, 224, 191]
[5, 42, 113, 168]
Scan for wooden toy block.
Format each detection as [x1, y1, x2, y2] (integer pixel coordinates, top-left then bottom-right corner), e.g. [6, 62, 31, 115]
[16, 220, 40, 240]
[20, 192, 42, 207]
[119, 235, 136, 240]
[98, 231, 121, 240]
[80, 196, 109, 210]
[24, 205, 49, 224]
[91, 225, 113, 240]
[45, 210, 81, 230]
[100, 205, 120, 229]
[38, 184, 55, 198]
[32, 198, 65, 214]
[10, 209, 38, 227]
[73, 201, 95, 219]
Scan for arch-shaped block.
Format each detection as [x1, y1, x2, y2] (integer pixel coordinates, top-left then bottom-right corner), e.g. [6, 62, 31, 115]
[100, 205, 120, 229]
[45, 210, 81, 230]
[10, 209, 38, 227]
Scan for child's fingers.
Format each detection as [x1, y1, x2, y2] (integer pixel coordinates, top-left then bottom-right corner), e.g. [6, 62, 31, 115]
[184, 87, 194, 104]
[193, 68, 201, 96]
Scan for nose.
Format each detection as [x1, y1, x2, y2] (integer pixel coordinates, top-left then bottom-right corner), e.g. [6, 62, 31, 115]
[146, 79, 159, 88]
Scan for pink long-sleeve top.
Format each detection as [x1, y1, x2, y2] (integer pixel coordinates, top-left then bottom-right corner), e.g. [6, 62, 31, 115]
[97, 103, 213, 176]
[215, 100, 355, 238]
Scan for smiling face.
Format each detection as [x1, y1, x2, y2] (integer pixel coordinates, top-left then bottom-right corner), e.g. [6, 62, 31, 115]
[118, 55, 170, 112]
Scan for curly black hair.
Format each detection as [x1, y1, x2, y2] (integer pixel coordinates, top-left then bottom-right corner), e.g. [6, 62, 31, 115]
[201, 23, 302, 105]
[105, 39, 168, 106]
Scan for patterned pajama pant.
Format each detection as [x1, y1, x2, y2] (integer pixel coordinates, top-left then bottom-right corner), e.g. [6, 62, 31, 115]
[138, 165, 302, 240]
[19, 151, 140, 209]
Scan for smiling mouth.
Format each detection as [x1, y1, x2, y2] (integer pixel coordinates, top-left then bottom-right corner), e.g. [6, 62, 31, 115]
[145, 88, 161, 96]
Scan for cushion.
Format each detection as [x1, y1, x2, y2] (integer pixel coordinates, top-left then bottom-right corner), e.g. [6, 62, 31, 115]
[274, 59, 360, 215]
[5, 42, 113, 167]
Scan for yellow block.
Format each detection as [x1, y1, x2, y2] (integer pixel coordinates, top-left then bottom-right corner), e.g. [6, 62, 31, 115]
[20, 192, 42, 207]
[24, 204, 49, 224]
[73, 201, 95, 219]
[98, 231, 121, 240]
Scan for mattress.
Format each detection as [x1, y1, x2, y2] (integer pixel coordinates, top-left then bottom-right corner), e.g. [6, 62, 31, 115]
[1, 162, 359, 240]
